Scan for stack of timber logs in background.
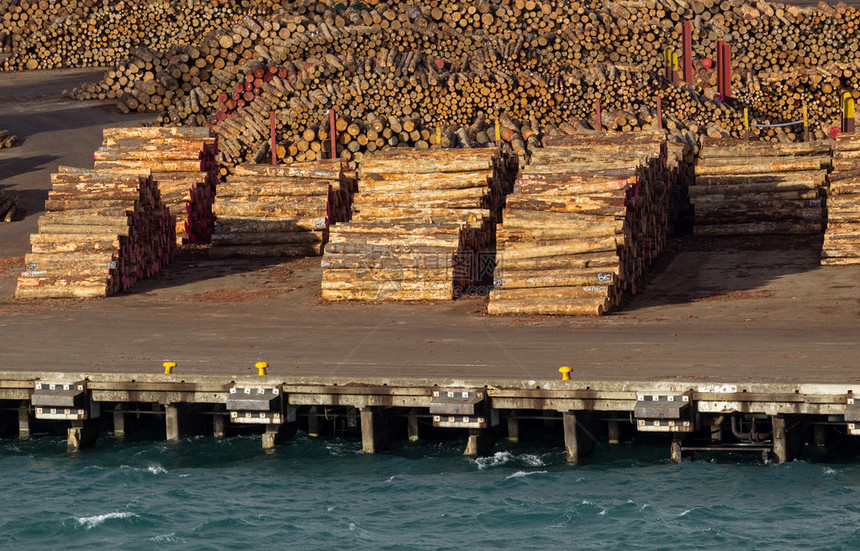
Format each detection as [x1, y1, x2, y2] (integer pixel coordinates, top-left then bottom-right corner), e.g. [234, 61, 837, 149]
[0, 129, 17, 149]
[822, 134, 860, 265]
[53, 1, 859, 175]
[210, 159, 355, 258]
[321, 147, 517, 301]
[15, 167, 176, 299]
[0, 189, 18, 222]
[93, 127, 218, 245]
[488, 131, 670, 316]
[691, 138, 831, 236]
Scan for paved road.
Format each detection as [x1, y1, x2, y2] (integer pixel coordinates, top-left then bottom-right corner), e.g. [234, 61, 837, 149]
[0, 70, 858, 385]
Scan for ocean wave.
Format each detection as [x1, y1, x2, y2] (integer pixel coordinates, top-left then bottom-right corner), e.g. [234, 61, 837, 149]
[76, 512, 138, 530]
[520, 454, 546, 467]
[474, 451, 515, 470]
[118, 464, 167, 475]
[148, 532, 178, 543]
[504, 470, 548, 481]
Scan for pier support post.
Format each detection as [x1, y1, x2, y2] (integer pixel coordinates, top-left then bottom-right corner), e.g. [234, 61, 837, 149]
[563, 412, 595, 465]
[464, 429, 496, 457]
[113, 406, 126, 439]
[407, 408, 420, 442]
[360, 407, 388, 454]
[67, 419, 99, 451]
[771, 415, 801, 464]
[213, 405, 226, 438]
[262, 422, 298, 449]
[18, 401, 30, 440]
[814, 424, 827, 448]
[670, 440, 684, 464]
[307, 406, 321, 437]
[507, 411, 520, 442]
[607, 420, 620, 444]
[165, 404, 185, 442]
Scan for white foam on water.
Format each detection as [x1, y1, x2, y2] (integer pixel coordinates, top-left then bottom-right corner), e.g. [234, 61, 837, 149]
[823, 466, 837, 476]
[474, 451, 515, 470]
[348, 522, 357, 532]
[76, 512, 138, 530]
[504, 470, 548, 481]
[148, 532, 177, 543]
[520, 454, 546, 467]
[146, 464, 167, 475]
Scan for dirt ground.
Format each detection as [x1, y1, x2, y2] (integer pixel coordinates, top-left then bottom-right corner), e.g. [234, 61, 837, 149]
[1, 69, 858, 385]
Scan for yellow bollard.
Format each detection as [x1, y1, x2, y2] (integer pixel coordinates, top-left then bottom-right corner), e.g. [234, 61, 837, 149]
[163, 361, 176, 375]
[255, 362, 268, 376]
[559, 366, 572, 381]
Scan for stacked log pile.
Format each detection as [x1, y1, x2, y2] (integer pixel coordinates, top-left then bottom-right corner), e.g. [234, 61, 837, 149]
[822, 134, 860, 265]
[0, 2, 288, 71]
[48, 0, 858, 175]
[0, 129, 17, 149]
[0, 190, 18, 222]
[210, 159, 355, 258]
[15, 167, 176, 299]
[691, 138, 831, 236]
[488, 131, 670, 316]
[93, 127, 218, 245]
[321, 147, 517, 301]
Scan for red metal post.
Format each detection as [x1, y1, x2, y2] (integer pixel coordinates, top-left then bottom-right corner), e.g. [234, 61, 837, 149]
[329, 109, 337, 159]
[656, 96, 662, 130]
[722, 41, 731, 99]
[270, 111, 277, 165]
[716, 40, 725, 97]
[682, 21, 693, 83]
[595, 98, 602, 132]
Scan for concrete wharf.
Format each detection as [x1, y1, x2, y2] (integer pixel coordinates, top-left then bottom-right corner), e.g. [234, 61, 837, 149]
[1, 70, 859, 464]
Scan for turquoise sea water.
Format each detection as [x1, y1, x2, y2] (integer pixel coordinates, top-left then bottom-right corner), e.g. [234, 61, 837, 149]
[1, 433, 859, 550]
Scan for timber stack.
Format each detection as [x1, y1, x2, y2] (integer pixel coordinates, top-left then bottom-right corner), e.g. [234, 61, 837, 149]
[321, 147, 517, 301]
[93, 127, 218, 245]
[691, 138, 831, 236]
[0, 129, 17, 149]
[0, 190, 18, 222]
[488, 131, 670, 316]
[210, 159, 355, 258]
[15, 167, 176, 299]
[822, 134, 860, 265]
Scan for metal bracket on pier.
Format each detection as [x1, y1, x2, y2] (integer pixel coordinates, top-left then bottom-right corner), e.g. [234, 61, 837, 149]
[226, 386, 295, 425]
[844, 397, 860, 435]
[32, 381, 100, 421]
[634, 392, 694, 433]
[430, 388, 499, 429]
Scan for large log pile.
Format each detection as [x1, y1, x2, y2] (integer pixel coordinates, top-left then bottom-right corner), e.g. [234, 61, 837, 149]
[321, 147, 517, 301]
[51, 0, 858, 175]
[210, 159, 355, 258]
[15, 167, 176, 299]
[0, 1, 287, 71]
[488, 131, 670, 316]
[0, 129, 17, 149]
[93, 127, 218, 245]
[0, 189, 18, 222]
[822, 134, 860, 265]
[691, 137, 831, 236]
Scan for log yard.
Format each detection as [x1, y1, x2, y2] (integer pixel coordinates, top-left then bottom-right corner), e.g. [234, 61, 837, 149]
[0, 0, 859, 468]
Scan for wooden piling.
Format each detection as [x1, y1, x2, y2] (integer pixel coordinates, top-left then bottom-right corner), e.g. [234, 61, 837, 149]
[563, 411, 595, 465]
[67, 419, 99, 451]
[113, 406, 125, 439]
[18, 401, 30, 440]
[464, 429, 496, 457]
